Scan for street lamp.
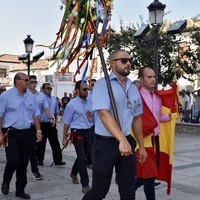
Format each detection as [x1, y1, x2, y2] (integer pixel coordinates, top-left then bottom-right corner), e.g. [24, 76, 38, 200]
[148, 0, 166, 88]
[24, 35, 34, 76]
[19, 35, 44, 76]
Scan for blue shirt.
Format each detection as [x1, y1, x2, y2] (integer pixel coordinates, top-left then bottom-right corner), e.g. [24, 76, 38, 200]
[0, 87, 40, 129]
[62, 96, 93, 129]
[33, 91, 49, 118]
[40, 94, 59, 122]
[92, 72, 142, 137]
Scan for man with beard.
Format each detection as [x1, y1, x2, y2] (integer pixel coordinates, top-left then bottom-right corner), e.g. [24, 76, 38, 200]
[62, 80, 93, 193]
[82, 50, 147, 200]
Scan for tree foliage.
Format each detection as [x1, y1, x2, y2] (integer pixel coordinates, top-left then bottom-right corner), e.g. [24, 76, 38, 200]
[106, 22, 200, 86]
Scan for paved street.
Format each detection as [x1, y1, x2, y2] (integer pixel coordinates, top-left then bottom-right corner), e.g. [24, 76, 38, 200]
[0, 122, 200, 200]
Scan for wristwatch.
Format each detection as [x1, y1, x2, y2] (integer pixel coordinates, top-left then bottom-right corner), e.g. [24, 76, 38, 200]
[37, 130, 42, 133]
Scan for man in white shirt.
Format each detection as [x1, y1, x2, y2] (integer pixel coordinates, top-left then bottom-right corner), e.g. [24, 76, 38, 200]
[180, 90, 191, 122]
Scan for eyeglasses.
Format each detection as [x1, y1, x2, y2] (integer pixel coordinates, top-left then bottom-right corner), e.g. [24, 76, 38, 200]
[112, 58, 132, 64]
[30, 81, 38, 84]
[19, 78, 29, 82]
[46, 87, 52, 90]
[82, 88, 89, 92]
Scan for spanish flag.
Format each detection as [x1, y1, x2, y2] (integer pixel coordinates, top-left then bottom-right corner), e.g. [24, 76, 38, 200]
[155, 82, 179, 195]
[135, 82, 179, 195]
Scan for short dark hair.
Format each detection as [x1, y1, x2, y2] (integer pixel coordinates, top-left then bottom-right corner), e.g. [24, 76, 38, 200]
[88, 78, 96, 83]
[42, 83, 51, 89]
[29, 75, 37, 80]
[75, 80, 86, 90]
[138, 66, 153, 78]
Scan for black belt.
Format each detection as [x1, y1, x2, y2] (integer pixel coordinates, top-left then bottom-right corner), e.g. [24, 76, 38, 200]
[8, 127, 31, 132]
[95, 134, 131, 142]
[95, 134, 117, 141]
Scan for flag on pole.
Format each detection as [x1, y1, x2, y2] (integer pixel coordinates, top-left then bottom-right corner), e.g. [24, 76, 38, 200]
[155, 82, 179, 194]
[135, 82, 179, 195]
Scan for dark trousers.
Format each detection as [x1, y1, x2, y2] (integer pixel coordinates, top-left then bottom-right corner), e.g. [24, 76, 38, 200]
[29, 127, 39, 173]
[82, 134, 136, 200]
[2, 128, 33, 193]
[86, 125, 95, 166]
[71, 129, 91, 187]
[135, 177, 155, 200]
[36, 122, 62, 163]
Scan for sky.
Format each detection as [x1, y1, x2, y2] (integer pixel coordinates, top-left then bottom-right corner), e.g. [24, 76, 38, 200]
[0, 0, 200, 57]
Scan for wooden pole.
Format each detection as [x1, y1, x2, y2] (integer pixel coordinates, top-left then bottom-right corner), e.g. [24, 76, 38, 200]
[93, 27, 121, 129]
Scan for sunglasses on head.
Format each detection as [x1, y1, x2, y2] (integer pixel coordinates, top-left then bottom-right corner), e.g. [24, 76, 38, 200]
[19, 78, 29, 82]
[113, 57, 132, 64]
[30, 81, 38, 84]
[46, 87, 52, 90]
[82, 88, 89, 92]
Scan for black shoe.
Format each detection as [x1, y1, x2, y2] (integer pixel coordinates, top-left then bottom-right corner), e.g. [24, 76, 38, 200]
[55, 161, 66, 165]
[37, 161, 44, 166]
[33, 171, 43, 180]
[16, 192, 30, 199]
[1, 183, 9, 195]
[154, 182, 161, 187]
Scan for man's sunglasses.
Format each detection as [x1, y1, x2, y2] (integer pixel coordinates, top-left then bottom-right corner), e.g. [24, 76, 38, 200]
[82, 88, 89, 92]
[112, 58, 132, 64]
[30, 81, 38, 84]
[46, 87, 52, 90]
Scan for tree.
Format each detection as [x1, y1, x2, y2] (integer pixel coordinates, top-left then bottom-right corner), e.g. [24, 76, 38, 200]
[106, 21, 200, 86]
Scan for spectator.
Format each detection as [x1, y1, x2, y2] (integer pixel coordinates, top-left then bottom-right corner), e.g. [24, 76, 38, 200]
[61, 92, 70, 111]
[192, 88, 200, 122]
[180, 89, 191, 122]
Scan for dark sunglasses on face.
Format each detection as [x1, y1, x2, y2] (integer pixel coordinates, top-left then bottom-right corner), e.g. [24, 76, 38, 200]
[19, 78, 30, 82]
[46, 87, 52, 90]
[82, 88, 89, 92]
[30, 81, 38, 84]
[113, 57, 132, 64]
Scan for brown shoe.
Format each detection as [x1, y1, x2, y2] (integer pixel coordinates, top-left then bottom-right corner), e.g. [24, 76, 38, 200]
[70, 173, 79, 184]
[82, 186, 91, 193]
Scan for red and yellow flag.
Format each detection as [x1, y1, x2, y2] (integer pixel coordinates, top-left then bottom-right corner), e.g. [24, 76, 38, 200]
[155, 82, 179, 194]
[134, 82, 179, 195]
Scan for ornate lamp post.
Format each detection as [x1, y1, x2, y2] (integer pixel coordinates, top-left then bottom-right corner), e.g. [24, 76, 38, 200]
[148, 0, 166, 88]
[23, 35, 34, 76]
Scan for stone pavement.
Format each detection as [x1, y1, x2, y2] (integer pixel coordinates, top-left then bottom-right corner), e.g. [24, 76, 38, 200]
[0, 122, 200, 200]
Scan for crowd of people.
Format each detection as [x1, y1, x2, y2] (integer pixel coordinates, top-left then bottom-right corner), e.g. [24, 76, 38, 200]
[180, 89, 200, 123]
[0, 49, 189, 199]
